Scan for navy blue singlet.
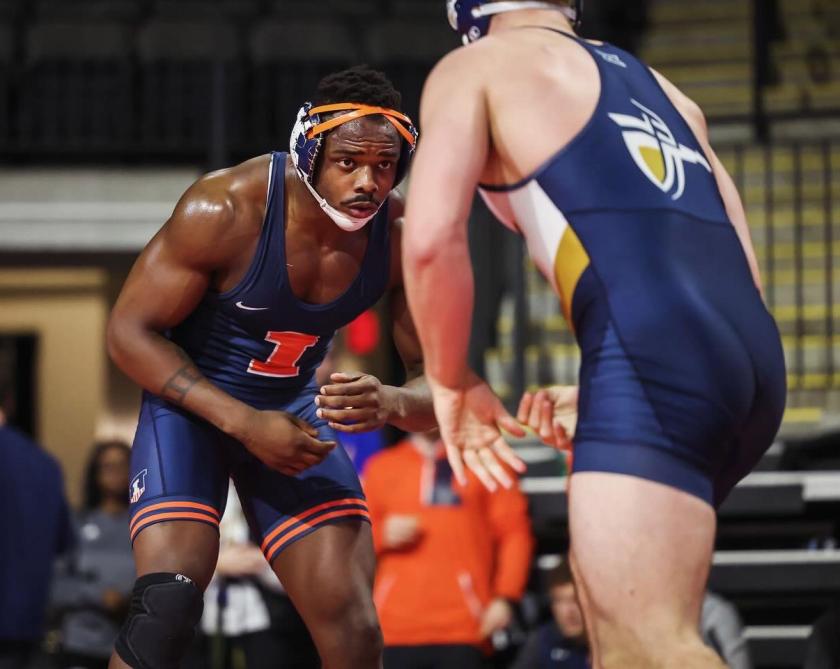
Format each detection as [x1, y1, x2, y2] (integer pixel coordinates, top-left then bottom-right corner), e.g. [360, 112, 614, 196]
[480, 32, 786, 506]
[127, 152, 389, 560]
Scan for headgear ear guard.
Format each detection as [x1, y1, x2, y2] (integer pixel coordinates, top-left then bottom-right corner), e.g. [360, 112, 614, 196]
[290, 102, 418, 231]
[447, 0, 583, 45]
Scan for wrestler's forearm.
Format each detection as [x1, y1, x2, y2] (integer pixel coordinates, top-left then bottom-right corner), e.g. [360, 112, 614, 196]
[403, 234, 474, 390]
[107, 325, 253, 436]
[385, 375, 436, 432]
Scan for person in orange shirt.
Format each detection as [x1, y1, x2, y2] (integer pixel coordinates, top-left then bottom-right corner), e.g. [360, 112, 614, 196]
[363, 430, 533, 669]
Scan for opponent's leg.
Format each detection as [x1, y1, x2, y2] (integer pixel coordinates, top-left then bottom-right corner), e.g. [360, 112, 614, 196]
[271, 521, 382, 669]
[108, 521, 220, 669]
[568, 472, 725, 669]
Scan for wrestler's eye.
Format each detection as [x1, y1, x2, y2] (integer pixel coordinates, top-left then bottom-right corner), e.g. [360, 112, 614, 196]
[339, 158, 354, 168]
[378, 161, 393, 170]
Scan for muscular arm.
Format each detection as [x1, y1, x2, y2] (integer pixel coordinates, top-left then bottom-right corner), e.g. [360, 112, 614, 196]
[403, 50, 490, 390]
[652, 69, 763, 292]
[107, 178, 253, 436]
[383, 220, 436, 432]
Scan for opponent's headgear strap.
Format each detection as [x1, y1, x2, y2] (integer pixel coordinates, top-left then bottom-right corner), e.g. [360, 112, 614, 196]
[307, 103, 418, 149]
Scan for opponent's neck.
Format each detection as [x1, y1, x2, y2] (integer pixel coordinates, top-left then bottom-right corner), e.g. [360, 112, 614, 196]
[489, 7, 575, 35]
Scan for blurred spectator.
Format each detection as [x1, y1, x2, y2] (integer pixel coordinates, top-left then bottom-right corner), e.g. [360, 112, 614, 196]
[183, 483, 319, 669]
[701, 592, 752, 669]
[804, 602, 840, 669]
[512, 562, 590, 669]
[0, 369, 73, 668]
[364, 431, 533, 669]
[50, 441, 134, 669]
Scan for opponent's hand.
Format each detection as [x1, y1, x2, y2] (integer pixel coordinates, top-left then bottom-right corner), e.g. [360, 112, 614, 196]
[236, 409, 336, 476]
[315, 372, 396, 433]
[431, 372, 527, 492]
[382, 514, 422, 550]
[517, 386, 578, 451]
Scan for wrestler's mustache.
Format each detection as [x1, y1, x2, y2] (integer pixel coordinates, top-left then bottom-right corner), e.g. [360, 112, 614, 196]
[342, 194, 382, 207]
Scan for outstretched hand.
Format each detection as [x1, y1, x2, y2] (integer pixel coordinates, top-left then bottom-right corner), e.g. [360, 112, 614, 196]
[517, 386, 578, 451]
[430, 372, 527, 492]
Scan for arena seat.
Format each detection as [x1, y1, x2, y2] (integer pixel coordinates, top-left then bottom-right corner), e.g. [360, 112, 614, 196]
[363, 19, 459, 123]
[246, 19, 361, 156]
[136, 19, 241, 158]
[0, 22, 12, 148]
[150, 0, 260, 23]
[18, 20, 134, 156]
[34, 0, 145, 21]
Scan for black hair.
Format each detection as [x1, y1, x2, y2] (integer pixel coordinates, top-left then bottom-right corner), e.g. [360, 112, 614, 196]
[82, 440, 131, 511]
[313, 65, 403, 112]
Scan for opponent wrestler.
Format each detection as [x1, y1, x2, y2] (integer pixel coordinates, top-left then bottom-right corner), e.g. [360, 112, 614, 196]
[106, 66, 433, 669]
[403, 3, 786, 668]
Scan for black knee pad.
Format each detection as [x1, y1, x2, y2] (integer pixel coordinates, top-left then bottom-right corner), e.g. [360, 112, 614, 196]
[115, 573, 204, 669]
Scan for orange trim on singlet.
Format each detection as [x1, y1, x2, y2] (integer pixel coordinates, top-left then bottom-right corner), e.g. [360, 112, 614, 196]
[306, 103, 417, 146]
[260, 497, 368, 553]
[130, 500, 219, 532]
[130, 512, 220, 541]
[264, 508, 371, 559]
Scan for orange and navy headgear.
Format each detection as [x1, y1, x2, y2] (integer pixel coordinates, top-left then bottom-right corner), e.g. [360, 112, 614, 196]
[446, 0, 583, 45]
[289, 102, 419, 231]
[290, 102, 418, 190]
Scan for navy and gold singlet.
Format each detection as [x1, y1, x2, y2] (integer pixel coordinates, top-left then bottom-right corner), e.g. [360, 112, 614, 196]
[480, 32, 786, 506]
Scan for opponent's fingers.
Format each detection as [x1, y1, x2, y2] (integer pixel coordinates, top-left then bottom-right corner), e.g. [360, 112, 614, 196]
[497, 411, 527, 439]
[553, 420, 573, 452]
[463, 449, 498, 492]
[316, 407, 376, 423]
[539, 398, 555, 444]
[527, 390, 547, 430]
[478, 447, 512, 489]
[316, 393, 377, 409]
[328, 420, 382, 434]
[443, 441, 468, 487]
[491, 435, 526, 474]
[517, 392, 534, 424]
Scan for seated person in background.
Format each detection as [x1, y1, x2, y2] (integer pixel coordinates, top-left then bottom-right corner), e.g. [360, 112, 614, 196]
[183, 482, 319, 669]
[51, 441, 135, 669]
[512, 561, 590, 669]
[701, 592, 753, 669]
[363, 430, 533, 669]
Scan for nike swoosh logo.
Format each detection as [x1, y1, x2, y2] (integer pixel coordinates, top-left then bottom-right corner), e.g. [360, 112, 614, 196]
[235, 301, 269, 311]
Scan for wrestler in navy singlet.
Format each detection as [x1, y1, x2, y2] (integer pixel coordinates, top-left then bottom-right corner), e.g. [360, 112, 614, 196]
[129, 152, 389, 561]
[480, 32, 786, 506]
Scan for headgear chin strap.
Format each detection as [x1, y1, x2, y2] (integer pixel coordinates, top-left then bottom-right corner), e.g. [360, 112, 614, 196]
[290, 102, 419, 232]
[447, 0, 582, 45]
